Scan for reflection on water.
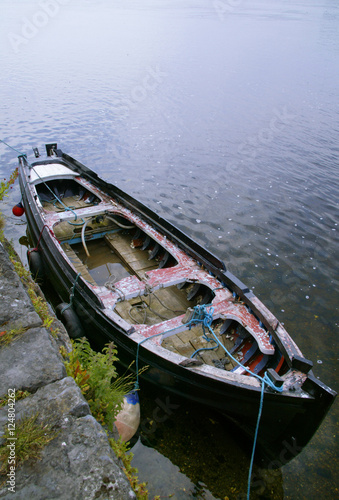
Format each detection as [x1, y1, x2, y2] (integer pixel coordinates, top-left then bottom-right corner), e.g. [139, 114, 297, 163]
[129, 385, 284, 499]
[1, 0, 338, 498]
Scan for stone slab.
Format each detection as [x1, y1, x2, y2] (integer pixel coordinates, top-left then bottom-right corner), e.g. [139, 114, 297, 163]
[0, 327, 66, 398]
[0, 243, 42, 330]
[0, 241, 135, 499]
[0, 378, 135, 499]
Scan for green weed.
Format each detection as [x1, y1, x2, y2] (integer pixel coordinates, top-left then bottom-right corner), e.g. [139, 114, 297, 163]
[0, 390, 30, 409]
[62, 338, 136, 430]
[0, 412, 58, 476]
[0, 326, 29, 347]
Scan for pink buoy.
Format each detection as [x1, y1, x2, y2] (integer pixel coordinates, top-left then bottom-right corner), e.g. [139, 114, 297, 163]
[114, 390, 140, 442]
[12, 202, 25, 217]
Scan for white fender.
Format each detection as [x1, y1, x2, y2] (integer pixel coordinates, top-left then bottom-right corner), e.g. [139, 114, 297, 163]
[114, 390, 140, 442]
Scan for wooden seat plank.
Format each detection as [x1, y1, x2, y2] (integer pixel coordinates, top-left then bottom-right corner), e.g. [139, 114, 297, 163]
[62, 243, 96, 285]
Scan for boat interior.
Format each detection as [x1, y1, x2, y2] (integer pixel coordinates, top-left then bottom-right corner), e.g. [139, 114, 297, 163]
[35, 176, 286, 376]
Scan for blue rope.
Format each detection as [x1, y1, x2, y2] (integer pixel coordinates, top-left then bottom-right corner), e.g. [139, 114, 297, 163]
[0, 139, 26, 156]
[247, 378, 265, 500]
[52, 198, 85, 226]
[133, 304, 283, 499]
[186, 305, 283, 500]
[41, 185, 79, 222]
[197, 305, 283, 392]
[188, 305, 219, 358]
[190, 343, 218, 358]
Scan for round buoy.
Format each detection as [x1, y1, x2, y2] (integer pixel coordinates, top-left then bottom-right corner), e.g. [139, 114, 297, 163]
[27, 249, 45, 285]
[55, 303, 85, 339]
[12, 202, 25, 217]
[114, 390, 140, 442]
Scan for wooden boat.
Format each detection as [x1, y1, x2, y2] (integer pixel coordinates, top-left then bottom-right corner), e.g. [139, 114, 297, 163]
[17, 143, 336, 465]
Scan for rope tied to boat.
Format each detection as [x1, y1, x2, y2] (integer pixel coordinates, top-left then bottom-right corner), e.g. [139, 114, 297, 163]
[188, 303, 214, 332]
[134, 304, 284, 392]
[186, 305, 219, 358]
[60, 273, 81, 314]
[133, 303, 283, 500]
[187, 305, 283, 392]
[40, 181, 82, 224]
[52, 199, 85, 226]
[0, 139, 26, 156]
[28, 224, 56, 254]
[1, 139, 83, 226]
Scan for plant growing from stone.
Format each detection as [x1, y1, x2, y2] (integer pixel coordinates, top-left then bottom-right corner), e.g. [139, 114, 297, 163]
[62, 338, 136, 431]
[0, 412, 58, 476]
[0, 169, 18, 202]
[0, 390, 30, 408]
[9, 254, 60, 338]
[109, 437, 157, 500]
[0, 326, 29, 347]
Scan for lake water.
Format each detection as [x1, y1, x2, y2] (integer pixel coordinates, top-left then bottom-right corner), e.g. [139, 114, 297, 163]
[0, 0, 338, 498]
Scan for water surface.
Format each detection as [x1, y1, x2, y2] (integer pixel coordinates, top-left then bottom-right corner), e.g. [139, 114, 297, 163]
[0, 1, 338, 498]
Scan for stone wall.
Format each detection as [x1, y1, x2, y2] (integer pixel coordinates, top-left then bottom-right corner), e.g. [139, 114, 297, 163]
[0, 242, 136, 499]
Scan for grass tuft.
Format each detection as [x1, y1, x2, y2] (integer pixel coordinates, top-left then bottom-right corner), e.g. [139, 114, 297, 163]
[0, 326, 29, 347]
[0, 391, 30, 409]
[0, 413, 58, 476]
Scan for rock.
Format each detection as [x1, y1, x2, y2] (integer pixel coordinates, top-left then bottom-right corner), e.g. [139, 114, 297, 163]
[0, 243, 42, 330]
[212, 359, 225, 370]
[0, 327, 66, 398]
[0, 241, 135, 499]
[0, 413, 135, 499]
[0, 379, 135, 499]
[13, 377, 90, 424]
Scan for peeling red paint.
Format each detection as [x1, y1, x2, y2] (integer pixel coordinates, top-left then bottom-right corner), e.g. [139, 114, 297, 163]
[36, 174, 279, 357]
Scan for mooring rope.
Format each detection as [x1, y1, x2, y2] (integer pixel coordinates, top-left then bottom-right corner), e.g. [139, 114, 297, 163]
[27, 224, 53, 253]
[0, 139, 26, 156]
[187, 305, 283, 500]
[1, 139, 82, 225]
[247, 378, 265, 500]
[134, 304, 283, 500]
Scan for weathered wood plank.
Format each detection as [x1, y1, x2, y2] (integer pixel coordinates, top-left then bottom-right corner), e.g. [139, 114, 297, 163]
[162, 333, 186, 351]
[63, 243, 96, 285]
[105, 233, 159, 278]
[177, 327, 201, 343]
[175, 343, 194, 358]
